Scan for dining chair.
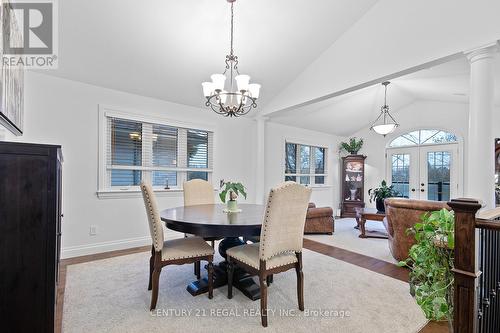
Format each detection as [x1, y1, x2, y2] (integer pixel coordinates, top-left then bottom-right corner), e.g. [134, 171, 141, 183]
[140, 182, 214, 310]
[183, 179, 221, 279]
[226, 181, 312, 327]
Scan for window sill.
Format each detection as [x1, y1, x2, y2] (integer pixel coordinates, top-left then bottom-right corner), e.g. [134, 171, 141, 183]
[96, 188, 218, 199]
[305, 185, 332, 190]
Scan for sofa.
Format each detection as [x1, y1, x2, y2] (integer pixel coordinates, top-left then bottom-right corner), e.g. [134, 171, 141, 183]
[304, 203, 334, 234]
[383, 198, 450, 261]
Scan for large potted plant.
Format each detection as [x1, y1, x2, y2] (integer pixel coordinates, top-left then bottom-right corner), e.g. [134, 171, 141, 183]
[339, 137, 364, 155]
[398, 209, 455, 323]
[219, 181, 247, 212]
[368, 180, 399, 212]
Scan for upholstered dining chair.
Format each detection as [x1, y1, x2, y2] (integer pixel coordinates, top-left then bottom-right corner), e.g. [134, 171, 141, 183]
[140, 182, 214, 310]
[183, 179, 220, 279]
[226, 182, 312, 327]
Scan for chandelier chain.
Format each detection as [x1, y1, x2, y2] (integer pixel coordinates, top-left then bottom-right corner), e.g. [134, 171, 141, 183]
[230, 2, 234, 56]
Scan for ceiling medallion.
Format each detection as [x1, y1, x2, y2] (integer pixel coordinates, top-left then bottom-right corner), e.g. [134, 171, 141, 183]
[370, 81, 399, 136]
[201, 0, 261, 117]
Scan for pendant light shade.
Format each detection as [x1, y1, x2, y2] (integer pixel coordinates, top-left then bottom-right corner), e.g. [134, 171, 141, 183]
[370, 81, 399, 136]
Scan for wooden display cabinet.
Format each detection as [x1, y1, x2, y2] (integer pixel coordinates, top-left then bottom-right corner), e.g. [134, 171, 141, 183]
[341, 155, 366, 217]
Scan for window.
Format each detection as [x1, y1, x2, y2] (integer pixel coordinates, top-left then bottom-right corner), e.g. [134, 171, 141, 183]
[391, 153, 410, 198]
[389, 129, 457, 147]
[101, 111, 213, 191]
[284, 142, 327, 185]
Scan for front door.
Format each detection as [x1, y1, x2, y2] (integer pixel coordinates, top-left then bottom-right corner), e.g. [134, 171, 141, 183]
[387, 143, 459, 201]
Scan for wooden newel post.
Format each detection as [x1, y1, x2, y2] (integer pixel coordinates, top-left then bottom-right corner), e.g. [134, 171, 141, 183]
[447, 199, 482, 333]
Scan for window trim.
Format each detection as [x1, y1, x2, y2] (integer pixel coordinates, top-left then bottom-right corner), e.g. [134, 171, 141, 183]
[98, 104, 215, 197]
[283, 139, 329, 187]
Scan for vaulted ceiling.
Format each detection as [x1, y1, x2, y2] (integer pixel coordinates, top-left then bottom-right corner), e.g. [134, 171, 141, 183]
[43, 0, 377, 108]
[270, 55, 500, 136]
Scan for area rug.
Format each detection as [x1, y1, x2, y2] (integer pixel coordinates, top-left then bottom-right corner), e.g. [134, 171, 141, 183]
[305, 218, 398, 264]
[62, 249, 426, 333]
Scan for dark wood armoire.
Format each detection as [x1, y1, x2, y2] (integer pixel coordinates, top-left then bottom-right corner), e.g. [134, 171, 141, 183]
[341, 155, 366, 217]
[0, 142, 62, 332]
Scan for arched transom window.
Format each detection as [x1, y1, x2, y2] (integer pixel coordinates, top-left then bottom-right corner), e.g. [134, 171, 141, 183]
[389, 129, 458, 148]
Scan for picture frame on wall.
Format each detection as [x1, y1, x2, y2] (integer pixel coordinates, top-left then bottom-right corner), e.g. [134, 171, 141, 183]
[0, 0, 25, 136]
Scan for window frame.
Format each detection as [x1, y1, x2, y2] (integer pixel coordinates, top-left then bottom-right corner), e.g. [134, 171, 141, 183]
[283, 140, 328, 187]
[98, 105, 215, 198]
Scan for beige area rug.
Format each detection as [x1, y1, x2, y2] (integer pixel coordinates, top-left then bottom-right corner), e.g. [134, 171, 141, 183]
[62, 249, 426, 333]
[305, 218, 399, 264]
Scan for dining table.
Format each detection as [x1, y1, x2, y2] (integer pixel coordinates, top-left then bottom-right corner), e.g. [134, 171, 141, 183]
[160, 203, 265, 300]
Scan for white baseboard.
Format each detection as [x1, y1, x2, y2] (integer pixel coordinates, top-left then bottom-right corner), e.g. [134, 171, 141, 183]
[61, 236, 152, 259]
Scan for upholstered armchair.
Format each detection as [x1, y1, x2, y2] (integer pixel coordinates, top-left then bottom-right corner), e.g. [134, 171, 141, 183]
[226, 182, 312, 327]
[383, 198, 450, 261]
[140, 182, 214, 310]
[304, 203, 334, 234]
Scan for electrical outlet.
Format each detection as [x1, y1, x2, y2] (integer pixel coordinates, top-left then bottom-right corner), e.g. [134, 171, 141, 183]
[89, 225, 97, 236]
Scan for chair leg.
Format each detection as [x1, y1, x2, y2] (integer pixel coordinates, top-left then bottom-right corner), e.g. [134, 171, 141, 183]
[194, 261, 201, 280]
[296, 253, 304, 311]
[266, 274, 273, 286]
[208, 260, 214, 299]
[227, 258, 234, 299]
[259, 274, 268, 327]
[148, 246, 154, 290]
[150, 267, 162, 310]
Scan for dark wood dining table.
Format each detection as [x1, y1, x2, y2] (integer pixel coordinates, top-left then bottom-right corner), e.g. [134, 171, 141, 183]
[160, 203, 265, 300]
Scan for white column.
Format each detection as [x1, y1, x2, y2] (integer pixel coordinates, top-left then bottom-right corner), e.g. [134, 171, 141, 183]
[255, 115, 268, 204]
[465, 44, 498, 208]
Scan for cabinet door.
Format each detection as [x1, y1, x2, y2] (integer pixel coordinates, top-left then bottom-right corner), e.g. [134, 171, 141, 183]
[0, 153, 49, 331]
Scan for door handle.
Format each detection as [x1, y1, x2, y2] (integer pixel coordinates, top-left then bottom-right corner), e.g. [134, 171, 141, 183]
[420, 189, 425, 192]
[411, 188, 416, 192]
[421, 183, 425, 186]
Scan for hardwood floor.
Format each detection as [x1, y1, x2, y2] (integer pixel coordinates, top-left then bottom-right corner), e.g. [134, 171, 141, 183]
[56, 241, 448, 333]
[303, 238, 409, 282]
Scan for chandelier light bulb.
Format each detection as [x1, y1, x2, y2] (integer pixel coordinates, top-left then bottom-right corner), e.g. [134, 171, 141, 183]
[210, 74, 226, 91]
[201, 82, 214, 97]
[235, 74, 250, 91]
[248, 83, 261, 98]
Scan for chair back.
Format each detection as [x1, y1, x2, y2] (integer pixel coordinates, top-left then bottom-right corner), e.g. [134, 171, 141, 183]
[259, 182, 312, 261]
[183, 179, 214, 206]
[384, 198, 450, 261]
[140, 182, 164, 252]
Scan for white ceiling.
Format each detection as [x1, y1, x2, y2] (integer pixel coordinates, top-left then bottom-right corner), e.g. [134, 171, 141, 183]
[41, 0, 378, 108]
[270, 55, 500, 136]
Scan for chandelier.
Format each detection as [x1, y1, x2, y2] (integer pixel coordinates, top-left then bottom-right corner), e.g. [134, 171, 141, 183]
[370, 81, 399, 136]
[201, 0, 261, 117]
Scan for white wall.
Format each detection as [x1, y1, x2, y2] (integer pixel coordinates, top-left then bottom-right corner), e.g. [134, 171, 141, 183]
[5, 72, 260, 258]
[350, 100, 469, 207]
[0, 72, 340, 258]
[264, 0, 500, 114]
[265, 121, 343, 210]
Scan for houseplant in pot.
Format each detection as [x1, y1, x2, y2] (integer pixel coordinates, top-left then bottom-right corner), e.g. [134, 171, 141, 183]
[398, 208, 455, 323]
[219, 181, 247, 212]
[339, 137, 364, 155]
[368, 180, 399, 212]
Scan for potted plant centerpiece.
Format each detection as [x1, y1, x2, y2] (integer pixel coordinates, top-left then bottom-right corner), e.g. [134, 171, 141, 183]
[219, 181, 247, 212]
[368, 180, 399, 212]
[340, 137, 364, 155]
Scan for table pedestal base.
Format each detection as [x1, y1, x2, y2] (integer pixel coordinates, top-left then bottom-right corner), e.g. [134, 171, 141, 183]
[186, 261, 261, 300]
[186, 237, 262, 301]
